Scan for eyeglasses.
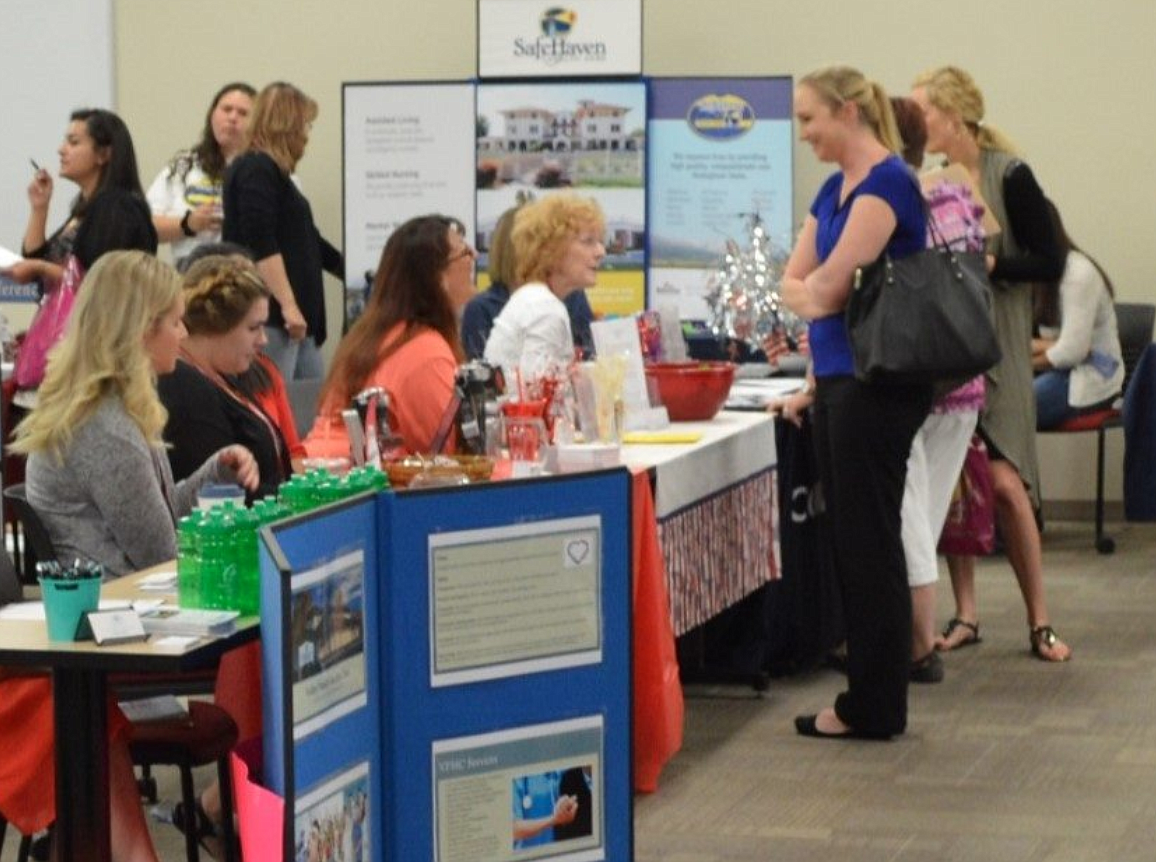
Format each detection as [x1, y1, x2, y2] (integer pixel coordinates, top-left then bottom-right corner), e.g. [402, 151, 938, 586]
[447, 245, 476, 263]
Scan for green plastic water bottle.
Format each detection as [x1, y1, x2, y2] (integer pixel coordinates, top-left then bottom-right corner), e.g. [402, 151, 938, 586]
[233, 504, 260, 617]
[176, 510, 204, 608]
[199, 507, 239, 610]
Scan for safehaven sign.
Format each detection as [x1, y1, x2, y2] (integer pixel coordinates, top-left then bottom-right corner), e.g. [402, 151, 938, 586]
[479, 0, 642, 79]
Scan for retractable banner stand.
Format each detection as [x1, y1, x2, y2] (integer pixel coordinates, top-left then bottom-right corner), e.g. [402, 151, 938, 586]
[259, 494, 382, 862]
[342, 82, 476, 324]
[647, 77, 794, 320]
[382, 469, 632, 862]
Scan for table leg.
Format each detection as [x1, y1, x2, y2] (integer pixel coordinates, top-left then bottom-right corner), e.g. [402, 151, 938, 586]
[52, 667, 111, 862]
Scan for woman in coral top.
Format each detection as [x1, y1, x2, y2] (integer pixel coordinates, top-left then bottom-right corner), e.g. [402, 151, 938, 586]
[304, 215, 476, 458]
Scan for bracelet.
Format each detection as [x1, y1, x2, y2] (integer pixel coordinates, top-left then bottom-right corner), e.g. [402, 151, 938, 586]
[179, 210, 196, 237]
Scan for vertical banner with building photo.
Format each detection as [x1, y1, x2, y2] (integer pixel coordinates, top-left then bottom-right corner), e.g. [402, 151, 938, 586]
[647, 78, 793, 320]
[478, 0, 642, 79]
[342, 82, 477, 326]
[476, 80, 647, 316]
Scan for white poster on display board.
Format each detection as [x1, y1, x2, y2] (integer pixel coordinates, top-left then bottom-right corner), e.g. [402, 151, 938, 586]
[342, 83, 476, 318]
[478, 0, 642, 79]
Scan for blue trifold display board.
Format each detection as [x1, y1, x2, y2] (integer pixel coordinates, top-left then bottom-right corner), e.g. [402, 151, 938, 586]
[260, 493, 382, 861]
[260, 468, 633, 862]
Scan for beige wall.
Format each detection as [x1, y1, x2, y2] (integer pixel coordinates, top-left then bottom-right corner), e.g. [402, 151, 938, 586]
[114, 0, 1154, 506]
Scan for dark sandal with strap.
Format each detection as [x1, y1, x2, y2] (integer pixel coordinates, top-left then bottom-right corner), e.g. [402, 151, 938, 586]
[172, 799, 222, 855]
[1030, 625, 1071, 662]
[937, 617, 981, 651]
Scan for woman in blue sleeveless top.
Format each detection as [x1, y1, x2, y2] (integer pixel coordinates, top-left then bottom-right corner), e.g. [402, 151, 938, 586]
[782, 67, 932, 740]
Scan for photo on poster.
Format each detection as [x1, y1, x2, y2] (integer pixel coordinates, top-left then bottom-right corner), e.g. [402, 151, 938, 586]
[432, 716, 604, 862]
[647, 78, 793, 320]
[476, 81, 647, 316]
[291, 549, 368, 739]
[294, 761, 371, 862]
[428, 515, 602, 687]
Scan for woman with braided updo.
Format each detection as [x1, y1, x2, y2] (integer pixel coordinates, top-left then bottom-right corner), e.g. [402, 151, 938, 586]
[158, 254, 291, 501]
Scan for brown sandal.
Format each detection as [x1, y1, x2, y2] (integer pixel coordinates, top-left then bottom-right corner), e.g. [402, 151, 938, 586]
[1029, 625, 1071, 662]
[936, 617, 981, 651]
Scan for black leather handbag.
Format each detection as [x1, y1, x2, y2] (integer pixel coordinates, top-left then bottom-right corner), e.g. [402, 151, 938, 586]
[845, 216, 1001, 385]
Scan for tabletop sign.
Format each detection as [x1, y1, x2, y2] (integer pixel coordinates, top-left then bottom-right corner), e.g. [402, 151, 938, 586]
[478, 0, 642, 79]
[87, 609, 148, 646]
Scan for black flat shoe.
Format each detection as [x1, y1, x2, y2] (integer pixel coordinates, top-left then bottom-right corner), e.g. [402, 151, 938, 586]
[794, 714, 892, 741]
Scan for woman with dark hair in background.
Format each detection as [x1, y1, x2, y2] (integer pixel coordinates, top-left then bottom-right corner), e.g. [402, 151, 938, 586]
[148, 82, 256, 266]
[223, 81, 343, 382]
[912, 66, 1071, 662]
[304, 215, 475, 458]
[2, 108, 157, 401]
[1032, 201, 1123, 428]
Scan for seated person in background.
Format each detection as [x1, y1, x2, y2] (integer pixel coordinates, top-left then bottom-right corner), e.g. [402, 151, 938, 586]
[304, 214, 476, 457]
[159, 255, 292, 501]
[1032, 200, 1124, 429]
[483, 194, 605, 379]
[1, 250, 256, 862]
[178, 241, 307, 468]
[461, 203, 597, 360]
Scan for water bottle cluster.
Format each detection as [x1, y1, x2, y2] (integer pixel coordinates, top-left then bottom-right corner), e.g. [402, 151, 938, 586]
[176, 467, 390, 614]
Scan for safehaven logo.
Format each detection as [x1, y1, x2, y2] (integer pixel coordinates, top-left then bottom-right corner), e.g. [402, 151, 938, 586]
[512, 7, 608, 66]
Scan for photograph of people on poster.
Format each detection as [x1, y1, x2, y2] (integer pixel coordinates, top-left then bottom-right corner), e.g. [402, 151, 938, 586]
[294, 762, 371, 862]
[433, 716, 604, 862]
[476, 81, 647, 317]
[291, 549, 369, 738]
[647, 77, 793, 320]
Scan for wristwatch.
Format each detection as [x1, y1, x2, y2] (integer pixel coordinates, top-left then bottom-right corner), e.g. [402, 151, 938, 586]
[179, 210, 196, 237]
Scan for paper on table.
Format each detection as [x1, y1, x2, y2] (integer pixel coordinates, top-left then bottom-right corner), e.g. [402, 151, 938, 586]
[0, 598, 133, 621]
[136, 570, 178, 591]
[623, 431, 704, 445]
[725, 378, 805, 410]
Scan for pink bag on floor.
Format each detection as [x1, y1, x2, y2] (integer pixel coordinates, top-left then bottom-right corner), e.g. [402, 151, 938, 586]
[938, 434, 995, 556]
[13, 255, 84, 388]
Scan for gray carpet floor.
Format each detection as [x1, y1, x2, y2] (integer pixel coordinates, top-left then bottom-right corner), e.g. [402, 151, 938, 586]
[4, 519, 1153, 861]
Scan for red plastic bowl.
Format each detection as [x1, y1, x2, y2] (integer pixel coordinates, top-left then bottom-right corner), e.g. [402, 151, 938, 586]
[644, 361, 736, 422]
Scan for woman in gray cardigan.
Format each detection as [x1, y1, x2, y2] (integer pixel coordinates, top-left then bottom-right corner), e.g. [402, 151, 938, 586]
[3, 250, 255, 862]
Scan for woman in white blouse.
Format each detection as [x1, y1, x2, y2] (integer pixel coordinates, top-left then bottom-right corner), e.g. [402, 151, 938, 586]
[1032, 201, 1124, 429]
[483, 194, 605, 378]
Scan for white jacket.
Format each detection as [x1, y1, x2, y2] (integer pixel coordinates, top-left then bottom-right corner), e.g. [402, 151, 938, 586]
[1043, 251, 1124, 407]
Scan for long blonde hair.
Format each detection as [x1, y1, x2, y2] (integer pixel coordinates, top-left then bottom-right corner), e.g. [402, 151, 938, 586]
[12, 251, 182, 462]
[800, 66, 902, 154]
[912, 66, 1020, 155]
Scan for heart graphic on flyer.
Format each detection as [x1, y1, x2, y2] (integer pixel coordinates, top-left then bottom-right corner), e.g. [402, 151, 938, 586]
[565, 538, 591, 567]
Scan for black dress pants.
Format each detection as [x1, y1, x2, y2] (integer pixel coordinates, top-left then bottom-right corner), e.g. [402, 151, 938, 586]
[811, 375, 932, 735]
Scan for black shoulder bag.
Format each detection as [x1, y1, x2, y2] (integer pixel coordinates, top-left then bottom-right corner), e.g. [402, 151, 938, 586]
[845, 187, 1001, 386]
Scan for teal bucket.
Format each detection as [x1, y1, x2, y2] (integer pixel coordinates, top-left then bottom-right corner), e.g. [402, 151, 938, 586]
[39, 577, 101, 641]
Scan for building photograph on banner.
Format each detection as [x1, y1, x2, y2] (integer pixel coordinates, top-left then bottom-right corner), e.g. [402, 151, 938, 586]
[647, 78, 793, 320]
[291, 549, 368, 740]
[294, 761, 371, 862]
[478, 0, 641, 79]
[476, 81, 647, 317]
[343, 82, 476, 323]
[432, 716, 604, 862]
[428, 515, 602, 688]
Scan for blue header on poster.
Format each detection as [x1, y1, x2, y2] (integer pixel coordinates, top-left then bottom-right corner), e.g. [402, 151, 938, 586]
[649, 77, 793, 122]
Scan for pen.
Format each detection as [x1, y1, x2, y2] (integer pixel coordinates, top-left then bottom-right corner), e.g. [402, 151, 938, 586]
[30, 158, 41, 172]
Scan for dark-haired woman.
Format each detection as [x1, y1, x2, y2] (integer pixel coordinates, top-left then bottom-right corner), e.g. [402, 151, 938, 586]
[1032, 202, 1123, 429]
[2, 108, 156, 400]
[303, 215, 475, 458]
[148, 82, 255, 266]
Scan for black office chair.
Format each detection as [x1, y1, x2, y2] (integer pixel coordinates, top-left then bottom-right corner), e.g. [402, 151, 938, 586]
[0, 546, 38, 862]
[2, 484, 56, 585]
[1041, 302, 1156, 553]
[0, 485, 239, 862]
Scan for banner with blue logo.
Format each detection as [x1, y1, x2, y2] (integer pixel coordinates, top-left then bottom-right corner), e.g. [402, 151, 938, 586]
[647, 78, 794, 320]
[479, 0, 642, 79]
